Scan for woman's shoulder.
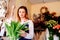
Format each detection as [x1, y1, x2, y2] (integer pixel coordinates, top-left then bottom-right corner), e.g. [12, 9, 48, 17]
[27, 20, 33, 24]
[27, 20, 33, 23]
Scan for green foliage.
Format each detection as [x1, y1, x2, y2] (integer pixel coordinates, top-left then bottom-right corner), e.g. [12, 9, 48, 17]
[48, 34, 53, 40]
[46, 20, 58, 28]
[5, 21, 28, 40]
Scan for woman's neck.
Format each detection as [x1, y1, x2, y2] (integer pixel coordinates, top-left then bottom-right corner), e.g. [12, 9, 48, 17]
[21, 17, 28, 22]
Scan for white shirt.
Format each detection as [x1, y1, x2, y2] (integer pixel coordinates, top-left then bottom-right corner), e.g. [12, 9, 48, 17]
[21, 20, 34, 39]
[0, 19, 34, 39]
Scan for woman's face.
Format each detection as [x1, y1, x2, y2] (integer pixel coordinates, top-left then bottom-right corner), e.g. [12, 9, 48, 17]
[19, 8, 26, 18]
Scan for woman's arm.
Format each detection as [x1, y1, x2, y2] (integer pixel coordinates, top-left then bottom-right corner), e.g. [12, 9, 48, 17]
[20, 20, 34, 39]
[24, 20, 34, 39]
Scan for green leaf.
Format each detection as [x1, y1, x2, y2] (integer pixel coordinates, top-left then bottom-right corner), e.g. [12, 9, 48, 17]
[5, 21, 28, 40]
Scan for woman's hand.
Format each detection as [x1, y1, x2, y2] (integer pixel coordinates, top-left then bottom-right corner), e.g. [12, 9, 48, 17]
[20, 30, 27, 37]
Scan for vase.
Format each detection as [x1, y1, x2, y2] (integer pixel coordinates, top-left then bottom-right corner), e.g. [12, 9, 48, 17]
[53, 35, 59, 40]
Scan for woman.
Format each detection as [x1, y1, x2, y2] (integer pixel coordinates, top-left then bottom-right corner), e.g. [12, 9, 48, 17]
[17, 6, 34, 40]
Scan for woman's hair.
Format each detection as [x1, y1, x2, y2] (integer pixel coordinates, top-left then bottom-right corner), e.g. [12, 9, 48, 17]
[17, 6, 28, 21]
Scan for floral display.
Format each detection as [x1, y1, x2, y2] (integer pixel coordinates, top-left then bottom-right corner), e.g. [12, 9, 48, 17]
[45, 20, 60, 40]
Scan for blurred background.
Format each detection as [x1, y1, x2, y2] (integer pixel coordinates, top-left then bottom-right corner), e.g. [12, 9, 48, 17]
[0, 0, 60, 40]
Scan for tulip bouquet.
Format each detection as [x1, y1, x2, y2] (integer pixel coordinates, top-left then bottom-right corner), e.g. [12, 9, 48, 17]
[5, 21, 28, 40]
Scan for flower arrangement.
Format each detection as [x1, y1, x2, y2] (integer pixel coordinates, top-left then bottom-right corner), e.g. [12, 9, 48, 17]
[53, 24, 60, 40]
[5, 21, 28, 40]
[45, 20, 58, 40]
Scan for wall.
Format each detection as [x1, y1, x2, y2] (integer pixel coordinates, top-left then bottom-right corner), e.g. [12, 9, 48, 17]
[31, 1, 60, 20]
[8, 0, 60, 20]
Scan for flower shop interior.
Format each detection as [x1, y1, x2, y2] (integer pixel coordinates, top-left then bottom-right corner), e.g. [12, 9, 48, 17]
[0, 0, 60, 40]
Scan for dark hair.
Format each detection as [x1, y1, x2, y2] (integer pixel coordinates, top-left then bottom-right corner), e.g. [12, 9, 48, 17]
[18, 6, 28, 13]
[17, 6, 28, 21]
